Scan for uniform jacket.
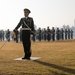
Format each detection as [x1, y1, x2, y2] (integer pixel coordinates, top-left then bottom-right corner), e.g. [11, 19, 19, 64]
[15, 17, 34, 32]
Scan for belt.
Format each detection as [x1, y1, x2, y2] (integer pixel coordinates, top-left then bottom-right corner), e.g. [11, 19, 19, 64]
[21, 28, 31, 30]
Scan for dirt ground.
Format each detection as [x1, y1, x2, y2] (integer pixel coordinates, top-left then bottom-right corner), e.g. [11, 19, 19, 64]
[0, 39, 75, 75]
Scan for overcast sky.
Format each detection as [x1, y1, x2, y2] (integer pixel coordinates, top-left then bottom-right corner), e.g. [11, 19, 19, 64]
[0, 0, 75, 30]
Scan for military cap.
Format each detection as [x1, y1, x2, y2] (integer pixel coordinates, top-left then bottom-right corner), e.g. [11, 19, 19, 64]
[24, 8, 31, 13]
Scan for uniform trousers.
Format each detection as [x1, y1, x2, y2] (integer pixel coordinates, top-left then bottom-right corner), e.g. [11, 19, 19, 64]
[22, 30, 31, 58]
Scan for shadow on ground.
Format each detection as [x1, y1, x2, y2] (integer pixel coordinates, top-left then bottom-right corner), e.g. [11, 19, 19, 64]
[34, 60, 75, 75]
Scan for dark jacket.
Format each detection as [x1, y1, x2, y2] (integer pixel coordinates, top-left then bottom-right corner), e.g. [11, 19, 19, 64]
[15, 17, 34, 32]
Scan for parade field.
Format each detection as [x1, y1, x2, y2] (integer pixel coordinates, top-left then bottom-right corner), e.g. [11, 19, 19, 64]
[0, 40, 75, 75]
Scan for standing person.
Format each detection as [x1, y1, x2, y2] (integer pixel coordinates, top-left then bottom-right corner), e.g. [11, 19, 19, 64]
[38, 28, 42, 41]
[52, 27, 55, 41]
[14, 8, 34, 60]
[61, 28, 64, 40]
[47, 27, 51, 42]
[43, 28, 47, 41]
[56, 28, 60, 41]
[68, 29, 71, 39]
[0, 30, 2, 41]
[71, 29, 73, 39]
[6, 29, 10, 42]
[65, 29, 68, 40]
[2, 30, 5, 41]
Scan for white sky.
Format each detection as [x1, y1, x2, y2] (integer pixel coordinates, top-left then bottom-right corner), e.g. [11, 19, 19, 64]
[0, 0, 75, 30]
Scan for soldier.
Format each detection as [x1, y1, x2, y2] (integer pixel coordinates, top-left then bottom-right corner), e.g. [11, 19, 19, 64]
[14, 8, 34, 60]
[56, 28, 60, 41]
[65, 29, 68, 40]
[38, 28, 42, 41]
[61, 28, 64, 40]
[47, 27, 51, 41]
[68, 29, 71, 39]
[52, 27, 55, 41]
[43, 28, 47, 41]
[6, 29, 10, 42]
[36, 29, 39, 40]
[2, 30, 4, 41]
[71, 29, 73, 39]
[0, 30, 2, 41]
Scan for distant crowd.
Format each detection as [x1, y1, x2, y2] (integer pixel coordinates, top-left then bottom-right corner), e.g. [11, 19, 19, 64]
[0, 26, 74, 42]
[32, 27, 73, 42]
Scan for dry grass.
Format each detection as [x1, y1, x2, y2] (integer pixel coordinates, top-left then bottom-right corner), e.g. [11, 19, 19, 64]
[0, 40, 75, 75]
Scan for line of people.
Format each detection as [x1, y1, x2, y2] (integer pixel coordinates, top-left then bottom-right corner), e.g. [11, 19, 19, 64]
[32, 27, 73, 42]
[0, 27, 74, 42]
[0, 29, 11, 42]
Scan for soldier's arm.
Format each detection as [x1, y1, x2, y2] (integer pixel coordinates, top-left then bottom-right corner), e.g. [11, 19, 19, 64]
[30, 18, 35, 34]
[15, 18, 23, 30]
[30, 18, 34, 31]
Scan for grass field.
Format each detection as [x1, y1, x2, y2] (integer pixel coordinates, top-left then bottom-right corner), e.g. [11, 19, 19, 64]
[0, 39, 75, 75]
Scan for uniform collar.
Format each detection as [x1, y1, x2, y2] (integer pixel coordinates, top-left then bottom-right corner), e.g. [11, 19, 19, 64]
[25, 17, 28, 19]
